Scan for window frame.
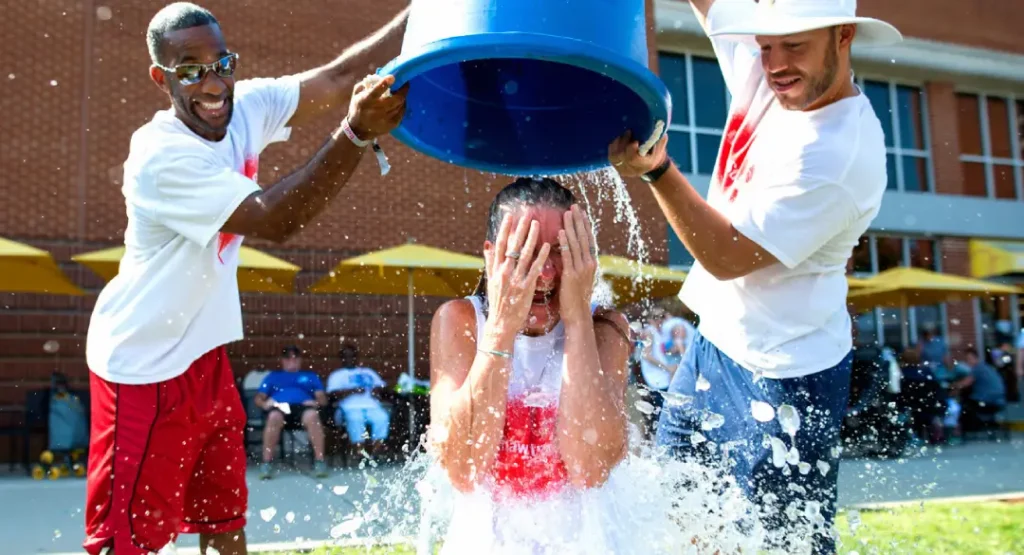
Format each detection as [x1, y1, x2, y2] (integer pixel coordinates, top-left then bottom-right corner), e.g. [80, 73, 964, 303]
[658, 51, 731, 175]
[855, 76, 936, 193]
[851, 234, 948, 349]
[954, 89, 1024, 200]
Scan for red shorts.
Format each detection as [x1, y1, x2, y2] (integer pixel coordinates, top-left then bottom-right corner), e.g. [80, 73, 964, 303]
[84, 346, 248, 555]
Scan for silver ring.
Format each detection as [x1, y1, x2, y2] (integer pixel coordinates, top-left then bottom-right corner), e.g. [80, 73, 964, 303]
[506, 251, 520, 259]
[558, 245, 570, 251]
[614, 161, 623, 167]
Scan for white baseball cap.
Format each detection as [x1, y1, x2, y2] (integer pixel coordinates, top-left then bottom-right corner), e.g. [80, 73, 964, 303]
[709, 0, 903, 47]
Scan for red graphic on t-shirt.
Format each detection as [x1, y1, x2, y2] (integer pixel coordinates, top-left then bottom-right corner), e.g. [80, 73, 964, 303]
[490, 395, 568, 500]
[716, 111, 756, 203]
[216, 157, 259, 263]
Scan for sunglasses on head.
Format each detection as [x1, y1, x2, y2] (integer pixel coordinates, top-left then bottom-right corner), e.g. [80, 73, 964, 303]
[156, 52, 239, 86]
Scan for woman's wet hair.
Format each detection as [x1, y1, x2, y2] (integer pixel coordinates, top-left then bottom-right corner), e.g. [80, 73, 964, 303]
[483, 177, 576, 243]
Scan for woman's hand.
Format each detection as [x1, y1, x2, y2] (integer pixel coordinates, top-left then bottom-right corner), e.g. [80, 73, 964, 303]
[558, 205, 598, 326]
[483, 213, 552, 343]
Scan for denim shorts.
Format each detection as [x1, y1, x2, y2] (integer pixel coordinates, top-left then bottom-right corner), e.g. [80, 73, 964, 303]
[656, 330, 852, 555]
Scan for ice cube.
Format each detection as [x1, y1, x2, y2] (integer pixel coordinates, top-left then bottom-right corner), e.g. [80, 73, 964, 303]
[695, 375, 711, 391]
[816, 460, 831, 477]
[769, 436, 788, 468]
[690, 432, 707, 445]
[635, 400, 656, 415]
[701, 412, 725, 431]
[259, 507, 276, 522]
[751, 401, 775, 422]
[798, 462, 811, 475]
[330, 516, 364, 538]
[777, 404, 800, 436]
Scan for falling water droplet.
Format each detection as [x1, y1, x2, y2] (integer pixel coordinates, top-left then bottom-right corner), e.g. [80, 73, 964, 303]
[50, 80, 58, 86]
[332, 485, 349, 496]
[751, 401, 775, 422]
[798, 462, 811, 475]
[7, 74, 14, 80]
[259, 507, 277, 522]
[696, 375, 711, 391]
[285, 511, 295, 523]
[96, 6, 112, 20]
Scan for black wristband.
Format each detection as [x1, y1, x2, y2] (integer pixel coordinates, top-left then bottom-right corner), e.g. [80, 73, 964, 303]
[640, 157, 673, 183]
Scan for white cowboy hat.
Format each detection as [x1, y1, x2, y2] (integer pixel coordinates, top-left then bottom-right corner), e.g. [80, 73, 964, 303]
[709, 0, 903, 47]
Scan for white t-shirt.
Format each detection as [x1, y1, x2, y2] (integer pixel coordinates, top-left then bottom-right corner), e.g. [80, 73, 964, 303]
[327, 367, 387, 410]
[678, 3, 888, 379]
[85, 77, 301, 385]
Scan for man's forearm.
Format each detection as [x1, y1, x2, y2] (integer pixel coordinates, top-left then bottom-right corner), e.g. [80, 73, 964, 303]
[229, 127, 367, 242]
[291, 7, 410, 124]
[647, 163, 752, 280]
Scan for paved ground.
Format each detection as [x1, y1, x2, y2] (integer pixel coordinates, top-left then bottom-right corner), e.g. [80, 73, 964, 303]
[6, 435, 1024, 555]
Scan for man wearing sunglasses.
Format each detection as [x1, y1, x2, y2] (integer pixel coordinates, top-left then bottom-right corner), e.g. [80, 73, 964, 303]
[82, 3, 410, 555]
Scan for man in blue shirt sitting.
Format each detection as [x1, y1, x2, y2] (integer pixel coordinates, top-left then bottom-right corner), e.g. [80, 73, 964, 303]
[255, 345, 329, 478]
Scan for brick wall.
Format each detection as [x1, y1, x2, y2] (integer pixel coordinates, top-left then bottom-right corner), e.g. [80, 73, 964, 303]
[0, 0, 669, 461]
[939, 238, 980, 357]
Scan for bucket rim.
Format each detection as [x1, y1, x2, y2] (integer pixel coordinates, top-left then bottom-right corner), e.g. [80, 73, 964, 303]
[377, 32, 672, 176]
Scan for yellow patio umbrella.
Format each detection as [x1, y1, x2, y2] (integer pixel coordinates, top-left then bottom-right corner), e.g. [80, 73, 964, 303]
[596, 254, 688, 305]
[72, 245, 301, 293]
[847, 276, 872, 289]
[847, 266, 1020, 346]
[308, 243, 484, 437]
[0, 237, 84, 295]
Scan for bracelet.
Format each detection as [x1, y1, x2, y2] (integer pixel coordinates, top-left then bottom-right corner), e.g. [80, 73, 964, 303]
[340, 117, 371, 148]
[640, 156, 673, 184]
[478, 348, 513, 359]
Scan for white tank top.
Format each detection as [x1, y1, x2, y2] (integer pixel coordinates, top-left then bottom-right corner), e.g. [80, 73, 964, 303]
[466, 295, 566, 404]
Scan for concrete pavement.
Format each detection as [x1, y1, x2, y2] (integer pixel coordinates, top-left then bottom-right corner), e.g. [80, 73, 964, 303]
[5, 435, 1023, 555]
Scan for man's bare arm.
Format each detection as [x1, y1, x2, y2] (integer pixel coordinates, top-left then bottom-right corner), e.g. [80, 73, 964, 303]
[288, 7, 410, 127]
[222, 77, 406, 243]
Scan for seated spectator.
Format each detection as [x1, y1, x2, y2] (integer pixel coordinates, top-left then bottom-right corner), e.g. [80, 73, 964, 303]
[918, 325, 947, 370]
[254, 346, 329, 478]
[327, 344, 391, 457]
[635, 309, 674, 438]
[954, 350, 1008, 431]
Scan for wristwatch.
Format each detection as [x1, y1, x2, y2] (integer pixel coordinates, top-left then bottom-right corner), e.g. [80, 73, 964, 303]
[640, 157, 672, 183]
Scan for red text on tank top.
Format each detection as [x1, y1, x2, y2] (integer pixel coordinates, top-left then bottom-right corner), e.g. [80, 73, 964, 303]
[490, 395, 568, 499]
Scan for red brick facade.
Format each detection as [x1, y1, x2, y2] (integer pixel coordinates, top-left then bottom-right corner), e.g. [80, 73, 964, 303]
[2, 0, 1020, 461]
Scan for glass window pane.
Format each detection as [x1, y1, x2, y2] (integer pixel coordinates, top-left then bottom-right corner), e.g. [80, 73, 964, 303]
[668, 228, 695, 268]
[915, 305, 943, 344]
[993, 164, 1018, 199]
[864, 81, 894, 148]
[1018, 101, 1024, 159]
[902, 155, 929, 192]
[957, 93, 983, 156]
[908, 239, 936, 270]
[854, 312, 879, 348]
[880, 308, 907, 350]
[667, 130, 693, 174]
[691, 56, 728, 129]
[896, 85, 926, 151]
[961, 161, 988, 197]
[886, 153, 899, 190]
[876, 237, 903, 272]
[851, 235, 872, 273]
[658, 54, 690, 127]
[987, 96, 1012, 158]
[696, 133, 722, 175]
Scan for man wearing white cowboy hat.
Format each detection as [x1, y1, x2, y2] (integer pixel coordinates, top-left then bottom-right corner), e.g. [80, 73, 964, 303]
[608, 0, 901, 552]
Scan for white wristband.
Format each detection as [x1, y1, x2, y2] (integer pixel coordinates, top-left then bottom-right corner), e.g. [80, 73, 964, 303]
[341, 118, 371, 147]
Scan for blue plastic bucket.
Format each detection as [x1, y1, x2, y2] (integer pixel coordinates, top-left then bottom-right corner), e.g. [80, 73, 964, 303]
[379, 0, 671, 176]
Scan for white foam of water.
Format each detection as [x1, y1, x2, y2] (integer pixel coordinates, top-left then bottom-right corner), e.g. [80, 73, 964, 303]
[701, 412, 725, 431]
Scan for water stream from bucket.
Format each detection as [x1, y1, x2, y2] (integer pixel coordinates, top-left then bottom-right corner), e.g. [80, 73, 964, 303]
[313, 171, 837, 554]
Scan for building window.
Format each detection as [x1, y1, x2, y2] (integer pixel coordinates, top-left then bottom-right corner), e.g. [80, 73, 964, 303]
[850, 235, 945, 350]
[860, 79, 934, 193]
[659, 52, 730, 176]
[660, 52, 731, 268]
[957, 92, 1024, 200]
